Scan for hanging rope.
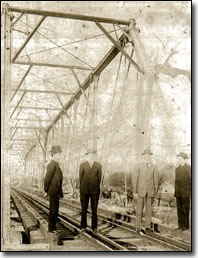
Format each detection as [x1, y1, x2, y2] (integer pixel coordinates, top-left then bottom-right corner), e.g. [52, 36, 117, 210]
[103, 47, 133, 178]
[75, 86, 91, 177]
[65, 106, 73, 173]
[100, 53, 123, 162]
[92, 74, 100, 151]
[67, 100, 79, 175]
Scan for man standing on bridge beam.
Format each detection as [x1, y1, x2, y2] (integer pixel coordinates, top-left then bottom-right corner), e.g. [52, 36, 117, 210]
[44, 145, 64, 233]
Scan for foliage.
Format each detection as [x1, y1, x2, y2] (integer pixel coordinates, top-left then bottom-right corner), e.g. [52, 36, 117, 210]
[108, 171, 132, 189]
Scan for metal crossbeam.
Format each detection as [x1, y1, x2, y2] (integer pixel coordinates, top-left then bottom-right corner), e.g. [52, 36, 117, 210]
[71, 68, 93, 113]
[95, 22, 143, 74]
[10, 106, 61, 111]
[11, 13, 24, 27]
[11, 65, 32, 101]
[34, 129, 45, 153]
[11, 126, 44, 130]
[11, 118, 50, 122]
[8, 6, 130, 25]
[12, 16, 46, 63]
[46, 33, 126, 132]
[12, 139, 34, 141]
[10, 91, 26, 118]
[11, 89, 74, 95]
[13, 61, 93, 71]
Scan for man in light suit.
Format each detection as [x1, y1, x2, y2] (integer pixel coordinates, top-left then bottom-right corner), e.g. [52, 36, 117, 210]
[132, 148, 159, 234]
[79, 148, 102, 233]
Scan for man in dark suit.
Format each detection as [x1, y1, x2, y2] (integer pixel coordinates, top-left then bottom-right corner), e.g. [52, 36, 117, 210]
[44, 145, 63, 233]
[79, 148, 102, 233]
[175, 152, 191, 231]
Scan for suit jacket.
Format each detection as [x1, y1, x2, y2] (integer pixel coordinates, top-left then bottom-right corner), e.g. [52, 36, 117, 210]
[174, 164, 191, 197]
[132, 162, 159, 197]
[44, 160, 63, 197]
[79, 161, 102, 195]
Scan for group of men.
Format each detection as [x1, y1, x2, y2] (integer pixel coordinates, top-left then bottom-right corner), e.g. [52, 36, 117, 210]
[44, 145, 191, 237]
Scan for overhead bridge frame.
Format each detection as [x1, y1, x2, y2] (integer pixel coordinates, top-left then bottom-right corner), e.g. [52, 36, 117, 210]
[2, 3, 145, 248]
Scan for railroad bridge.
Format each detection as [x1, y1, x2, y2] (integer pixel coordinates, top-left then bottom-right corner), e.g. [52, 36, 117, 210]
[1, 2, 191, 251]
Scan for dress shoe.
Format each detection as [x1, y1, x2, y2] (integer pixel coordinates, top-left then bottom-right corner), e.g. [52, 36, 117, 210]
[154, 224, 160, 233]
[145, 228, 153, 233]
[80, 228, 86, 233]
[137, 228, 145, 235]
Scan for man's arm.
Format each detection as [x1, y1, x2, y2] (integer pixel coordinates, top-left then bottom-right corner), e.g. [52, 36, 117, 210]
[79, 163, 84, 185]
[154, 167, 160, 194]
[44, 162, 55, 193]
[98, 164, 102, 184]
[132, 164, 139, 194]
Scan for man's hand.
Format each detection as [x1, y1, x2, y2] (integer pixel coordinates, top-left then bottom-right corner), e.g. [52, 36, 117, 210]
[60, 192, 64, 198]
[44, 193, 48, 197]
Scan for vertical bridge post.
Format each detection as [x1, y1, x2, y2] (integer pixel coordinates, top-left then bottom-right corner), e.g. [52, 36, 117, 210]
[1, 3, 12, 247]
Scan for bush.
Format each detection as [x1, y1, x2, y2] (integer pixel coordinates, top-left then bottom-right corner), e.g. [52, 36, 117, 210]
[108, 172, 132, 189]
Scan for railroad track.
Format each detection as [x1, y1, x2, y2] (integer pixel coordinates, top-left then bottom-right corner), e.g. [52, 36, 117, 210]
[11, 188, 191, 251]
[11, 188, 128, 251]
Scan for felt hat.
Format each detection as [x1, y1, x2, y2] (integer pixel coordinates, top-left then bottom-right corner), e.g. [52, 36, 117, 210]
[177, 152, 189, 159]
[142, 148, 153, 155]
[49, 145, 62, 154]
[85, 148, 97, 155]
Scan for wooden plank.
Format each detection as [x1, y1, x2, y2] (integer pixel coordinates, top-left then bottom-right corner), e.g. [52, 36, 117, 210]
[96, 22, 143, 74]
[8, 5, 130, 25]
[14, 60, 93, 70]
[1, 3, 11, 244]
[12, 16, 45, 63]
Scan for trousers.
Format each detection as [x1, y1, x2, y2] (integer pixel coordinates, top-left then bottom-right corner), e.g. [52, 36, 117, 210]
[136, 195, 154, 229]
[48, 196, 59, 232]
[176, 197, 190, 230]
[80, 192, 99, 230]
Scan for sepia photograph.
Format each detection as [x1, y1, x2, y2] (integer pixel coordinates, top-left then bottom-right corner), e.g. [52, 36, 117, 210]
[1, 1, 192, 253]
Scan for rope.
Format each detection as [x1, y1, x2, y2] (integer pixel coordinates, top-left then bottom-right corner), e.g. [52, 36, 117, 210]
[100, 53, 123, 161]
[103, 49, 133, 172]
[67, 100, 79, 174]
[75, 86, 91, 177]
[92, 74, 100, 151]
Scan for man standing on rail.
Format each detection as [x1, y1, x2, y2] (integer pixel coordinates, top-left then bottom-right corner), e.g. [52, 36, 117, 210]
[132, 148, 159, 234]
[79, 148, 102, 233]
[174, 152, 191, 231]
[44, 145, 64, 233]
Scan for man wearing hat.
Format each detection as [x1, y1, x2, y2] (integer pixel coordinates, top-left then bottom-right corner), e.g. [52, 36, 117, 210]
[79, 148, 102, 233]
[175, 152, 191, 231]
[132, 148, 159, 234]
[44, 145, 63, 233]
